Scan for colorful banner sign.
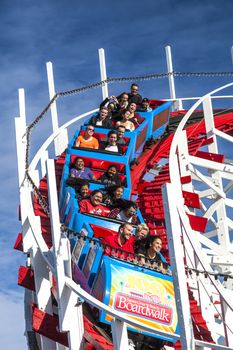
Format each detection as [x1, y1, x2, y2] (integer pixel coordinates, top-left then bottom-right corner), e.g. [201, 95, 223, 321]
[104, 263, 179, 336]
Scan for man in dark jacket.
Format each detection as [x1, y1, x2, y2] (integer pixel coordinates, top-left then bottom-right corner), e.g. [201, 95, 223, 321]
[88, 107, 112, 128]
[128, 83, 142, 105]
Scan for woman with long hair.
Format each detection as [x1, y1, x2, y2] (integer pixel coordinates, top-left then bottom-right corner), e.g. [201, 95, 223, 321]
[137, 235, 168, 273]
[102, 185, 124, 207]
[116, 109, 135, 132]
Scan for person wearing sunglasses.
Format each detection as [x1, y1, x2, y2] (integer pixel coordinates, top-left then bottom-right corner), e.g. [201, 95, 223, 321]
[75, 126, 99, 149]
[108, 200, 139, 224]
[128, 83, 142, 105]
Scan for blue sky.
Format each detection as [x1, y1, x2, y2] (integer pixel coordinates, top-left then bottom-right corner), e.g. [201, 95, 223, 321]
[0, 0, 233, 348]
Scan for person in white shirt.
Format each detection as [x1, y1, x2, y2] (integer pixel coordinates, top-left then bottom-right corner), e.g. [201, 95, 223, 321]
[102, 130, 123, 153]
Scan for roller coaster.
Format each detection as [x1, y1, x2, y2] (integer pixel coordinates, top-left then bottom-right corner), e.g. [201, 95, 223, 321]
[15, 47, 233, 350]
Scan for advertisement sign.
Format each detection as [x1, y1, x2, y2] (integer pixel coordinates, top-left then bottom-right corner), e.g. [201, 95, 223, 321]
[102, 261, 179, 338]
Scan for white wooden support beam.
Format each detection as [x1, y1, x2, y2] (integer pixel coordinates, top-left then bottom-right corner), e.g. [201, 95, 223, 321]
[178, 132, 233, 340]
[189, 157, 233, 181]
[15, 89, 35, 254]
[15, 88, 27, 187]
[46, 62, 59, 131]
[98, 48, 108, 100]
[178, 130, 194, 194]
[214, 128, 233, 143]
[177, 130, 199, 297]
[46, 62, 68, 156]
[40, 150, 49, 178]
[46, 159, 84, 349]
[165, 45, 182, 111]
[203, 96, 218, 153]
[195, 339, 233, 349]
[31, 247, 57, 350]
[203, 95, 231, 250]
[162, 183, 195, 350]
[111, 319, 129, 350]
[211, 256, 233, 266]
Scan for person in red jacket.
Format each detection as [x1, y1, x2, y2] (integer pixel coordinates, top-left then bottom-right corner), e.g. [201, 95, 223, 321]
[79, 190, 109, 216]
[102, 223, 134, 259]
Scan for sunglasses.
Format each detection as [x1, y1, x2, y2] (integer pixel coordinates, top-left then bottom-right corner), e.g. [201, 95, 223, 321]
[87, 128, 94, 131]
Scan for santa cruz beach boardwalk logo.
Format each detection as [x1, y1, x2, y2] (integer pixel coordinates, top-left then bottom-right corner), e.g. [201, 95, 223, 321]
[114, 292, 173, 325]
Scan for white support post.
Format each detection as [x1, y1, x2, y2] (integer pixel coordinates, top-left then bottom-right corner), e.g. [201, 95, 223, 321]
[178, 130, 218, 341]
[46, 62, 68, 156]
[16, 88, 27, 187]
[46, 159, 84, 349]
[32, 247, 57, 350]
[203, 95, 233, 346]
[15, 91, 35, 254]
[15, 89, 56, 349]
[111, 319, 129, 350]
[162, 183, 195, 350]
[40, 150, 49, 178]
[165, 45, 183, 111]
[203, 96, 218, 150]
[178, 130, 193, 191]
[177, 130, 199, 291]
[46, 61, 59, 132]
[98, 48, 108, 100]
[203, 96, 230, 249]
